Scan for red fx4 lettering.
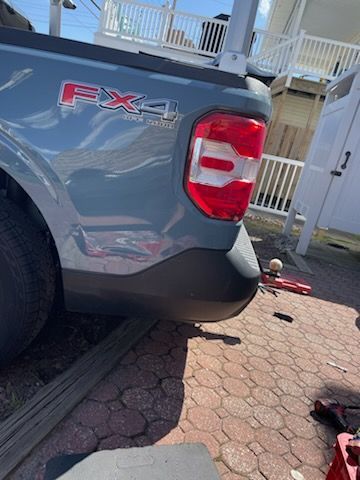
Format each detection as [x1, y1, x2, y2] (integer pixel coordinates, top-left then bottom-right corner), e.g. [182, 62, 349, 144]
[100, 89, 143, 113]
[58, 81, 178, 122]
[59, 81, 142, 114]
[59, 82, 101, 107]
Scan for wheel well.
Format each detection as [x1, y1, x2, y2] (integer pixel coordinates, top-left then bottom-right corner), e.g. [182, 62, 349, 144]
[0, 168, 63, 303]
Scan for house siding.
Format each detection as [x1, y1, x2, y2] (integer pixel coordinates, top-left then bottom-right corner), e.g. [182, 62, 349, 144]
[272, 92, 324, 129]
[266, 0, 298, 34]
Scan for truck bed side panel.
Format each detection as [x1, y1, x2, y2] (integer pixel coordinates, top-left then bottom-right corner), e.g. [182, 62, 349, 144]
[0, 31, 271, 280]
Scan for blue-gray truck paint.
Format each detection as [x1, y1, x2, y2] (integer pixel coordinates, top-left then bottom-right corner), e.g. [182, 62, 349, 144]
[0, 29, 272, 321]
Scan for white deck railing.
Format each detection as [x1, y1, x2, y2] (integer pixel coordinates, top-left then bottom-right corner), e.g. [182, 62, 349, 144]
[249, 30, 360, 83]
[251, 155, 304, 215]
[99, 0, 291, 59]
[100, 0, 229, 57]
[98, 1, 360, 82]
[297, 34, 360, 80]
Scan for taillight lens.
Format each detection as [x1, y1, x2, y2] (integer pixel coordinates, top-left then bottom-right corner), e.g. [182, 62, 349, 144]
[185, 112, 266, 221]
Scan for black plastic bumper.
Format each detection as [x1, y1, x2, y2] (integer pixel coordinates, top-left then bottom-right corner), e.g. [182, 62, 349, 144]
[63, 226, 260, 322]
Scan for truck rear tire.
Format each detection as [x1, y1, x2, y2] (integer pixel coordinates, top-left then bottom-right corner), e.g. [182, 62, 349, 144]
[0, 198, 55, 365]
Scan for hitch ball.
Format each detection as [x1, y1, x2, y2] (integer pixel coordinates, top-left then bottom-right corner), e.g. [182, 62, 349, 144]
[269, 258, 283, 274]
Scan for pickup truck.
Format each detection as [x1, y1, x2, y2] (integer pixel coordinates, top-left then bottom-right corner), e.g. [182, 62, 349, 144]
[0, 27, 271, 365]
[0, 0, 34, 31]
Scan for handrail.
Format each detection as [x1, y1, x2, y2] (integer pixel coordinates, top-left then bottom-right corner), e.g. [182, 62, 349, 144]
[262, 153, 303, 167]
[249, 36, 296, 61]
[253, 28, 290, 40]
[303, 34, 360, 50]
[249, 31, 360, 82]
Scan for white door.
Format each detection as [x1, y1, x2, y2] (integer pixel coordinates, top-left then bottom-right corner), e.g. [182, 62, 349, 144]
[318, 102, 360, 234]
[285, 66, 360, 254]
[292, 94, 350, 219]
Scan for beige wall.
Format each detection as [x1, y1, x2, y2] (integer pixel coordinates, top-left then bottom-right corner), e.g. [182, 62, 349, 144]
[266, 0, 297, 35]
[264, 87, 325, 162]
[272, 92, 324, 130]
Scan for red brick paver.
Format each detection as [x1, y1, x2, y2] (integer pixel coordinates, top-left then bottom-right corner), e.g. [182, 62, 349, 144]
[10, 257, 360, 479]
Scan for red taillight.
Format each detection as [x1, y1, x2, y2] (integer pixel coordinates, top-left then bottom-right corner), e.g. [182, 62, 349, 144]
[185, 112, 266, 221]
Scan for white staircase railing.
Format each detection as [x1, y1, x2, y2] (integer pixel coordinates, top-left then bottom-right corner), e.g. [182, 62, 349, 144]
[249, 28, 290, 58]
[249, 30, 360, 83]
[251, 155, 304, 215]
[249, 36, 296, 76]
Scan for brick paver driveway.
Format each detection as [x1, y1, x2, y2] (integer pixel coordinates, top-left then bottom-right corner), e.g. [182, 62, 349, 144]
[12, 258, 360, 480]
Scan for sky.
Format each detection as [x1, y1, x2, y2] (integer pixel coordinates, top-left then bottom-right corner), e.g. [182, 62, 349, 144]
[9, 0, 271, 44]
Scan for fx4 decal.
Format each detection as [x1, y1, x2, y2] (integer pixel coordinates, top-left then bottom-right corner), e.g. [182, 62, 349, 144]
[58, 81, 178, 122]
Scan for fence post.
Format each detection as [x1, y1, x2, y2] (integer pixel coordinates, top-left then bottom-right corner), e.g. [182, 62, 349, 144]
[97, 0, 108, 33]
[159, 4, 171, 44]
[276, 40, 290, 75]
[286, 29, 305, 87]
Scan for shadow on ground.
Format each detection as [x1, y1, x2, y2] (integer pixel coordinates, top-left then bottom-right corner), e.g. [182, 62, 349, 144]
[0, 311, 120, 422]
[94, 322, 241, 449]
[309, 385, 360, 448]
[10, 321, 242, 479]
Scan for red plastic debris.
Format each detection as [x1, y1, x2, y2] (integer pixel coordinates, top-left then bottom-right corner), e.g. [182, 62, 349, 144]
[326, 433, 359, 480]
[261, 273, 312, 295]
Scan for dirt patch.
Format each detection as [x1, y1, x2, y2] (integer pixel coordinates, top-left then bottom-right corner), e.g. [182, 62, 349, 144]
[0, 311, 120, 422]
[244, 214, 297, 267]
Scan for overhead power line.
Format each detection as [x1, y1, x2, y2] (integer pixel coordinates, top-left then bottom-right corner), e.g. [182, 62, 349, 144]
[87, 0, 101, 10]
[35, 19, 95, 29]
[78, 0, 99, 19]
[14, 0, 97, 18]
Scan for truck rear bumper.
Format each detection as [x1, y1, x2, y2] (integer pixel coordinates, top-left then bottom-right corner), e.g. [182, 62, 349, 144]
[63, 225, 260, 322]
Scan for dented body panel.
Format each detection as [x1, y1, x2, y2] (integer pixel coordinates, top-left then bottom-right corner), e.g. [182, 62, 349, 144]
[0, 28, 271, 321]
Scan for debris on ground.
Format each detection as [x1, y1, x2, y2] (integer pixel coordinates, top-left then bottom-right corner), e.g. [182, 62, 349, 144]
[274, 312, 294, 323]
[327, 361, 348, 373]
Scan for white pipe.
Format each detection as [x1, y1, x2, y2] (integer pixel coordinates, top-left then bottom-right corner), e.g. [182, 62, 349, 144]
[49, 0, 62, 37]
[291, 0, 307, 37]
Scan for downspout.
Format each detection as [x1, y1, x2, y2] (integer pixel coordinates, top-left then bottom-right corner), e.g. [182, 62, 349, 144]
[290, 0, 307, 37]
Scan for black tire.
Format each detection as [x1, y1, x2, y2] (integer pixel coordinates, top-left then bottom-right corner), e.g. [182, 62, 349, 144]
[0, 198, 55, 365]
